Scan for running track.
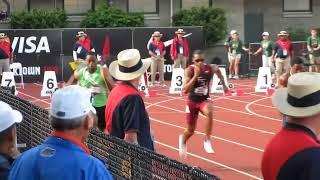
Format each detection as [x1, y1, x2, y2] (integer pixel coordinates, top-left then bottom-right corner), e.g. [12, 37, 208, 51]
[15, 79, 282, 180]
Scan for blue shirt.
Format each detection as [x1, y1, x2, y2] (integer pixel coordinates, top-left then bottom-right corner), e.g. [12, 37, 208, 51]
[9, 133, 113, 180]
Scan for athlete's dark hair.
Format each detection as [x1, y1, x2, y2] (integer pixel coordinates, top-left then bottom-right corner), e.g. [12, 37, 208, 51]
[193, 50, 204, 56]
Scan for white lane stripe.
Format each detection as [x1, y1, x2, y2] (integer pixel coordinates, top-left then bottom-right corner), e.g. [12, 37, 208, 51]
[145, 101, 275, 135]
[223, 96, 275, 109]
[18, 91, 50, 105]
[245, 97, 281, 122]
[157, 93, 254, 116]
[150, 117, 264, 152]
[155, 141, 263, 180]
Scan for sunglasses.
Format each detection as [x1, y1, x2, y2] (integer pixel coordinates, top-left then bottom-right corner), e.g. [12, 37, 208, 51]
[195, 59, 204, 62]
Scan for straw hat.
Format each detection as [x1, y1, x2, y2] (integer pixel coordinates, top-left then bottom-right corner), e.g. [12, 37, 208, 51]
[109, 49, 151, 81]
[272, 72, 320, 118]
[175, 29, 186, 34]
[277, 31, 289, 36]
[152, 31, 163, 37]
[0, 33, 7, 39]
[76, 31, 87, 38]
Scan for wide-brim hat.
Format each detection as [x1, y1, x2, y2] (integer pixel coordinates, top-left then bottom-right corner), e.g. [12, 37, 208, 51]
[0, 33, 7, 39]
[272, 72, 320, 118]
[109, 49, 151, 81]
[175, 28, 186, 34]
[277, 31, 289, 36]
[76, 31, 87, 38]
[152, 31, 163, 37]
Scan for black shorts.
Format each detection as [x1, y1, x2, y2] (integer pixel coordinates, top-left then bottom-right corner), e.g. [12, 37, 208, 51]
[94, 105, 106, 131]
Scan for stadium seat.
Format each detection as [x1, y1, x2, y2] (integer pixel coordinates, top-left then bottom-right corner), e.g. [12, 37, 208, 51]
[10, 62, 24, 89]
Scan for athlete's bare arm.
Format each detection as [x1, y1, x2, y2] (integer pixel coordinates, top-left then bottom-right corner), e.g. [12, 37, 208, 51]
[183, 66, 200, 94]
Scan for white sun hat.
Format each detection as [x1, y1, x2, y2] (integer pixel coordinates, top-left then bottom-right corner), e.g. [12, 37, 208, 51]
[0, 101, 23, 132]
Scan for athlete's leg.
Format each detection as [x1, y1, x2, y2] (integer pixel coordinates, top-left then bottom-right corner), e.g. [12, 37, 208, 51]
[179, 99, 199, 158]
[182, 101, 199, 144]
[229, 58, 235, 78]
[199, 100, 213, 140]
[234, 57, 241, 79]
[199, 100, 214, 153]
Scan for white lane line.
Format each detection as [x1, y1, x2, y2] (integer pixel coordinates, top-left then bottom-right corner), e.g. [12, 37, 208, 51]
[223, 96, 275, 109]
[145, 102, 275, 135]
[18, 91, 50, 105]
[30, 99, 51, 103]
[245, 97, 281, 122]
[155, 141, 263, 180]
[151, 117, 264, 152]
[157, 93, 254, 116]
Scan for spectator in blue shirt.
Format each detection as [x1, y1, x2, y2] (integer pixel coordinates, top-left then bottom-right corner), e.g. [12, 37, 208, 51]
[9, 85, 113, 180]
[0, 101, 23, 180]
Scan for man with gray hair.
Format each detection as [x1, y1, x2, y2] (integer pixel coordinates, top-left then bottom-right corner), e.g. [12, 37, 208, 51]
[262, 72, 320, 180]
[9, 85, 113, 179]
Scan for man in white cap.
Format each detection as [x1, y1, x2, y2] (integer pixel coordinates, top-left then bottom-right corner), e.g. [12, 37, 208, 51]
[9, 85, 113, 179]
[262, 72, 320, 180]
[105, 49, 154, 151]
[253, 32, 276, 79]
[0, 101, 22, 179]
[170, 29, 190, 69]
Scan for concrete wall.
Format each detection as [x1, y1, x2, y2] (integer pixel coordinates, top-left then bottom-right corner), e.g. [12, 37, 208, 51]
[244, 0, 320, 41]
[214, 0, 245, 40]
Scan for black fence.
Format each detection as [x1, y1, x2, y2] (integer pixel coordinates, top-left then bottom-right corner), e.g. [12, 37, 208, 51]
[0, 87, 219, 180]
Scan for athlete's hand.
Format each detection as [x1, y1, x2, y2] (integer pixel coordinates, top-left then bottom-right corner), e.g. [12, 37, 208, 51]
[194, 66, 201, 77]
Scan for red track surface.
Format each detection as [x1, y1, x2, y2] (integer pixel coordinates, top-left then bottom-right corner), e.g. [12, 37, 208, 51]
[15, 79, 282, 180]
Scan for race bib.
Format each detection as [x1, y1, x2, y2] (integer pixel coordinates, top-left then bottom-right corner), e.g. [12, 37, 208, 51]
[77, 46, 82, 54]
[283, 50, 287, 56]
[194, 86, 208, 95]
[179, 46, 184, 54]
[155, 49, 160, 56]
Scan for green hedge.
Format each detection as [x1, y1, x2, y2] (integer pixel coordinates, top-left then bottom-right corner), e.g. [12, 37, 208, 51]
[10, 9, 67, 29]
[81, 4, 144, 28]
[285, 28, 309, 41]
[173, 6, 227, 45]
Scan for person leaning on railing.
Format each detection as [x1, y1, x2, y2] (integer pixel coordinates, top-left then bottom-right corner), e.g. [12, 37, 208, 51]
[9, 86, 113, 180]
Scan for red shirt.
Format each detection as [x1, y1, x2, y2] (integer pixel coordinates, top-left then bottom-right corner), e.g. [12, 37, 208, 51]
[0, 40, 12, 59]
[187, 64, 213, 102]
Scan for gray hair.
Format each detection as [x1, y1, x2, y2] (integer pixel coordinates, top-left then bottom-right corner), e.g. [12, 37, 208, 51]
[50, 115, 87, 131]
